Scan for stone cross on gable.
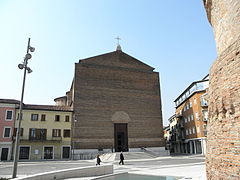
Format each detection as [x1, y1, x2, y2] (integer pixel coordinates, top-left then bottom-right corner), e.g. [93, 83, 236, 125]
[116, 36, 121, 45]
[115, 36, 122, 51]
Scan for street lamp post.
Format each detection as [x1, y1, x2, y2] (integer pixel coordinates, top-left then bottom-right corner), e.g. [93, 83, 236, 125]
[72, 118, 77, 160]
[12, 38, 35, 178]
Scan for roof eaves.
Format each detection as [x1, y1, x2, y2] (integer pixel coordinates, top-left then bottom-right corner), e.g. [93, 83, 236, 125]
[174, 79, 209, 102]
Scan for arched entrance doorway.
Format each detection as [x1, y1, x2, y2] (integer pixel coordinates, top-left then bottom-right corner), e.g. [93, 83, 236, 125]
[112, 111, 130, 152]
[114, 123, 128, 152]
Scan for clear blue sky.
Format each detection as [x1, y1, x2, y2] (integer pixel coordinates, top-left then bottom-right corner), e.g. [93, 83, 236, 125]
[0, 0, 216, 126]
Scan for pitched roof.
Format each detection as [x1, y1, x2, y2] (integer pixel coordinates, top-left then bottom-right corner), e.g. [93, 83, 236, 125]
[54, 96, 67, 101]
[21, 104, 73, 112]
[78, 50, 155, 72]
[0, 99, 73, 112]
[0, 99, 20, 104]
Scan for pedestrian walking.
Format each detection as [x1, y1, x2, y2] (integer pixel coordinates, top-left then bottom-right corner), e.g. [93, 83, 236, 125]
[119, 151, 124, 165]
[96, 154, 101, 166]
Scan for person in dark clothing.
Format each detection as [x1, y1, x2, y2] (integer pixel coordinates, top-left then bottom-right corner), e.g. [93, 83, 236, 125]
[119, 151, 124, 165]
[96, 154, 101, 166]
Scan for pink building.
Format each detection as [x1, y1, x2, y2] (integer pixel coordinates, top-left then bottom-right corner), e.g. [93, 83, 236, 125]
[0, 99, 19, 161]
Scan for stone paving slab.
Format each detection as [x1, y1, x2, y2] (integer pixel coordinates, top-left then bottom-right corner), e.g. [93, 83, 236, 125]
[0, 155, 206, 180]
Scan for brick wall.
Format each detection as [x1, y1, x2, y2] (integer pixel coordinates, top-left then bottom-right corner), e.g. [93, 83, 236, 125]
[204, 0, 240, 55]
[73, 51, 164, 149]
[203, 0, 240, 179]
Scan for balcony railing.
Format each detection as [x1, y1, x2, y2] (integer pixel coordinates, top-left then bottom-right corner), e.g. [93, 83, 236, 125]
[13, 136, 62, 142]
[28, 136, 62, 141]
[175, 81, 209, 107]
[29, 137, 47, 141]
[12, 136, 25, 140]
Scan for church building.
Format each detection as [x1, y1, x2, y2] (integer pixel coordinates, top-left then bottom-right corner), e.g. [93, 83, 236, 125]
[56, 45, 165, 156]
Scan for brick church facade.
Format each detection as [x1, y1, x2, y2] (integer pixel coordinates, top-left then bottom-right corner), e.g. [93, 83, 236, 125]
[56, 48, 165, 153]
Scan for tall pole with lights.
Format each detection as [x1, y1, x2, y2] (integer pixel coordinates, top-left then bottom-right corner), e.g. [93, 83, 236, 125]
[72, 116, 77, 160]
[12, 38, 35, 178]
